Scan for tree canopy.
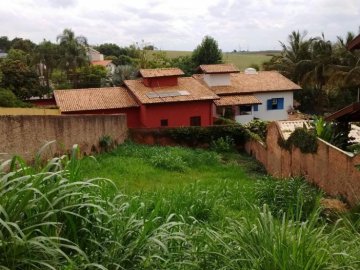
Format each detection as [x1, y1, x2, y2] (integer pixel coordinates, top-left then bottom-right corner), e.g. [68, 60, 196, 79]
[191, 36, 222, 66]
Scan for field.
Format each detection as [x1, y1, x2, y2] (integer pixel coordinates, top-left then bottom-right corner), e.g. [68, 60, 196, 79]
[153, 50, 275, 70]
[2, 142, 360, 269]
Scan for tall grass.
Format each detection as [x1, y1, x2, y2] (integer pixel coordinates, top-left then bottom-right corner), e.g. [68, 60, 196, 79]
[1, 143, 360, 269]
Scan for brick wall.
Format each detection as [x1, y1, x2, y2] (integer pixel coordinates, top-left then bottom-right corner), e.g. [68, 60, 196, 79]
[0, 115, 128, 161]
[245, 122, 360, 206]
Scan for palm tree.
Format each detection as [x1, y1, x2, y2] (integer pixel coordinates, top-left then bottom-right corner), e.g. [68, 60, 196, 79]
[57, 29, 89, 81]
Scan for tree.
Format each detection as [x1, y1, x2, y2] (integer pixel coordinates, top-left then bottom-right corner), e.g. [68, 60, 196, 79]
[95, 43, 124, 57]
[0, 57, 42, 99]
[171, 55, 196, 76]
[191, 36, 222, 66]
[10, 38, 36, 53]
[34, 40, 60, 88]
[57, 28, 89, 78]
[0, 36, 11, 52]
[73, 65, 107, 88]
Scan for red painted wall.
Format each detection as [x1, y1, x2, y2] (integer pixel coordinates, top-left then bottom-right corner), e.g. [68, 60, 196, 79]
[62, 107, 140, 128]
[143, 77, 178, 87]
[28, 98, 56, 107]
[140, 100, 213, 128]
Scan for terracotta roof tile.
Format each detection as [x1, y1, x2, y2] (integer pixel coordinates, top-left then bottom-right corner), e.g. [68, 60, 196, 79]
[54, 87, 139, 112]
[91, 60, 113, 67]
[139, 68, 184, 78]
[193, 71, 301, 94]
[199, 64, 239, 74]
[214, 95, 262, 106]
[124, 77, 219, 104]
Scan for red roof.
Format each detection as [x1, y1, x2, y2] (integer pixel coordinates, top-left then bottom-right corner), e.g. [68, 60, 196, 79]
[348, 34, 360, 51]
[199, 64, 240, 74]
[54, 87, 139, 112]
[139, 68, 184, 78]
[91, 60, 113, 67]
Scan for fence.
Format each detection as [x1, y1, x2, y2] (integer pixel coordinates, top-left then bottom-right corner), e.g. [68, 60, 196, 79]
[0, 114, 128, 161]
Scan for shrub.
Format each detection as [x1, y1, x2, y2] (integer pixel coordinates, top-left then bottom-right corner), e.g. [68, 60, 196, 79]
[150, 151, 188, 172]
[255, 177, 321, 220]
[99, 134, 113, 152]
[210, 136, 235, 153]
[279, 128, 318, 153]
[245, 120, 268, 141]
[0, 87, 28, 107]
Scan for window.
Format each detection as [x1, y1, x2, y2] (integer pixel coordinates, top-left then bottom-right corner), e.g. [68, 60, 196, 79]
[239, 105, 252, 115]
[190, 116, 201, 126]
[253, 104, 258, 111]
[267, 98, 284, 110]
[160, 119, 168, 127]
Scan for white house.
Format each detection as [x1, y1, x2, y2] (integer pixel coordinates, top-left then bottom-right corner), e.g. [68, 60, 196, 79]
[87, 47, 104, 62]
[194, 64, 301, 124]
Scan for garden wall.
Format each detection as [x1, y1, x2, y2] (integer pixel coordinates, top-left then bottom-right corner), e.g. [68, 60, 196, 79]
[0, 115, 128, 161]
[245, 122, 360, 206]
[0, 107, 60, 115]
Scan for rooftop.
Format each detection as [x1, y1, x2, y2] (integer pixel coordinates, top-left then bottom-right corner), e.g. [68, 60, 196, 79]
[54, 87, 139, 112]
[199, 64, 240, 74]
[124, 77, 219, 104]
[193, 71, 301, 95]
[139, 68, 184, 78]
[277, 120, 311, 140]
[325, 102, 360, 122]
[91, 60, 113, 67]
[348, 34, 360, 51]
[214, 94, 261, 106]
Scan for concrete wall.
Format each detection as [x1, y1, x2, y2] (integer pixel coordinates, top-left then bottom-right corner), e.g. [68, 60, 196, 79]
[204, 74, 230, 86]
[0, 115, 127, 161]
[245, 122, 360, 206]
[253, 91, 293, 121]
[0, 108, 60, 115]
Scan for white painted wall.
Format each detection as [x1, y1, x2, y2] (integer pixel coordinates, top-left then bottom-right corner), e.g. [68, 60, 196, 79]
[106, 63, 116, 74]
[88, 48, 104, 61]
[204, 74, 230, 86]
[253, 91, 293, 121]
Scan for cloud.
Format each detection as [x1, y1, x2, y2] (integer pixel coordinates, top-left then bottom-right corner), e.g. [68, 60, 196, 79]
[1, 0, 359, 51]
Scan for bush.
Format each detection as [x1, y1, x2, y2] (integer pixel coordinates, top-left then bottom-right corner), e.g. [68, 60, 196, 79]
[255, 177, 321, 220]
[165, 125, 249, 147]
[0, 87, 28, 107]
[279, 128, 318, 153]
[245, 120, 268, 141]
[99, 134, 113, 152]
[210, 136, 235, 153]
[150, 151, 188, 172]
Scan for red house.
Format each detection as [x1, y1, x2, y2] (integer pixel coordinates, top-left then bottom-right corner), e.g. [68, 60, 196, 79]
[54, 87, 141, 128]
[54, 68, 219, 128]
[124, 68, 218, 128]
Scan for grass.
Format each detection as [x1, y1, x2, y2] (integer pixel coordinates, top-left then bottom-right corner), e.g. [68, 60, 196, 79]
[151, 50, 274, 70]
[1, 142, 360, 269]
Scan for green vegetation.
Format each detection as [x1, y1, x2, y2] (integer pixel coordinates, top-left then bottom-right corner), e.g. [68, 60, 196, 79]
[278, 127, 319, 153]
[1, 142, 360, 269]
[264, 30, 360, 113]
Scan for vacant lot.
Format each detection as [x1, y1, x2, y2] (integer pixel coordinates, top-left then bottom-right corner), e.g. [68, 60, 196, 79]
[153, 50, 274, 70]
[2, 143, 360, 270]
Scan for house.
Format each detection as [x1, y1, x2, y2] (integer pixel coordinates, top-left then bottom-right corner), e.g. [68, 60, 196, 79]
[91, 60, 116, 75]
[124, 68, 219, 128]
[193, 64, 301, 124]
[87, 47, 104, 62]
[348, 34, 360, 51]
[0, 49, 7, 58]
[53, 68, 219, 128]
[54, 87, 140, 128]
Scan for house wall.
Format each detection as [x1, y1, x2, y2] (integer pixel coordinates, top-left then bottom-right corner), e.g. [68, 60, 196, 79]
[88, 49, 104, 61]
[204, 74, 230, 86]
[0, 114, 128, 161]
[62, 107, 140, 128]
[140, 100, 213, 128]
[245, 122, 360, 206]
[253, 91, 293, 121]
[143, 77, 178, 87]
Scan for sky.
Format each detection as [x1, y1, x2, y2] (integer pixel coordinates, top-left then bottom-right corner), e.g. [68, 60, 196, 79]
[1, 0, 359, 51]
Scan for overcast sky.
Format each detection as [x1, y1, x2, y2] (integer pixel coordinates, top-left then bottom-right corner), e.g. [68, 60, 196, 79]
[1, 0, 359, 51]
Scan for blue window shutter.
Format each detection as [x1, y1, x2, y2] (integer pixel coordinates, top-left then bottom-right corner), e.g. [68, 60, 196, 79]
[278, 98, 284, 109]
[267, 99, 272, 110]
[253, 104, 258, 111]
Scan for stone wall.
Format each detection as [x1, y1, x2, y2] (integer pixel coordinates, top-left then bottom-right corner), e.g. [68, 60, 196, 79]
[0, 115, 127, 161]
[245, 122, 360, 206]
